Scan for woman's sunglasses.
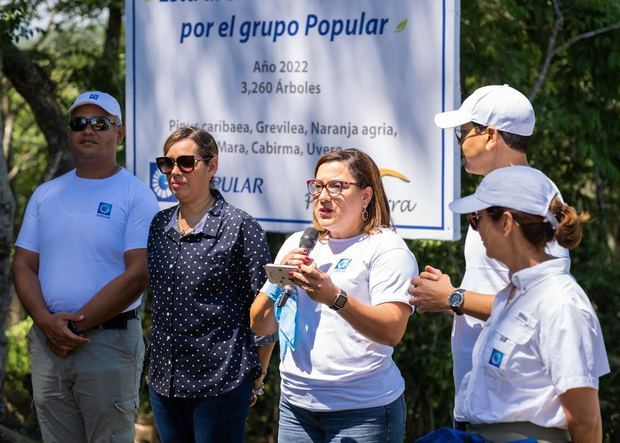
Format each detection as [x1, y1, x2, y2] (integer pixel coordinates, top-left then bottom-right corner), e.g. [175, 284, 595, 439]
[468, 208, 504, 231]
[155, 155, 210, 174]
[68, 116, 120, 132]
[468, 212, 484, 231]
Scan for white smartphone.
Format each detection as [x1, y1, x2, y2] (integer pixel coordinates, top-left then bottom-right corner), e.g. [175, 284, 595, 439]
[265, 264, 297, 286]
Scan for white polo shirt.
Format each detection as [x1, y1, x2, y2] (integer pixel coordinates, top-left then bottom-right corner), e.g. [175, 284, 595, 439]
[455, 257, 609, 428]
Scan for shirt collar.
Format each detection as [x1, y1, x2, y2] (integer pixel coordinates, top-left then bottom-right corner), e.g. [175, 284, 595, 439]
[164, 189, 226, 239]
[510, 257, 570, 292]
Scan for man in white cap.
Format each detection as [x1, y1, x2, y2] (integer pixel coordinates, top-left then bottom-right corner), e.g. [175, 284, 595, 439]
[12, 91, 159, 442]
[408, 84, 567, 428]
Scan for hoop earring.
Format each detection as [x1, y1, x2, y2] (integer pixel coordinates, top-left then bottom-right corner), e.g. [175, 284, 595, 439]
[362, 206, 369, 221]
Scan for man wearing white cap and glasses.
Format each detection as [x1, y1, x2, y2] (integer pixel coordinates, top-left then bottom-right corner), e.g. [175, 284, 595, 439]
[408, 85, 569, 426]
[13, 91, 159, 442]
[437, 166, 608, 442]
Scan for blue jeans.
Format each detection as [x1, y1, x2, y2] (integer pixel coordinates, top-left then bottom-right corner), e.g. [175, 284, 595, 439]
[278, 394, 406, 443]
[149, 375, 252, 443]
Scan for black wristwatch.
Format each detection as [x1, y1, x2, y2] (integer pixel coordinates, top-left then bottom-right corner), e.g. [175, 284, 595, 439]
[448, 289, 465, 315]
[330, 289, 348, 311]
[67, 320, 82, 336]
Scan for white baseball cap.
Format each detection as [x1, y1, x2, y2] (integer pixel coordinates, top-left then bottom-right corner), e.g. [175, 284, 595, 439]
[449, 166, 562, 226]
[435, 84, 534, 136]
[68, 91, 123, 124]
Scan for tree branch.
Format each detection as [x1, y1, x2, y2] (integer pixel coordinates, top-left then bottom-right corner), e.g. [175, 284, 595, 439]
[529, 0, 620, 101]
[529, 0, 564, 101]
[0, 42, 73, 183]
[554, 21, 620, 56]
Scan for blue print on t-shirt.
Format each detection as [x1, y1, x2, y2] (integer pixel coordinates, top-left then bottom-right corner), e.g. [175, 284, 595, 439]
[489, 348, 504, 368]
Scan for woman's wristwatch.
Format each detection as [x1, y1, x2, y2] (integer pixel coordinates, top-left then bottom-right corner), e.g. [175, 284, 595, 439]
[329, 289, 348, 311]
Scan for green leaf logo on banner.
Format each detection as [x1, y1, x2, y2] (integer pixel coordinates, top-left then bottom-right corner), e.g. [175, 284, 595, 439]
[395, 18, 408, 33]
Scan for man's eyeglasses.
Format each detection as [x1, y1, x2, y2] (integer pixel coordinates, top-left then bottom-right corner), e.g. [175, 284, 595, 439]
[306, 179, 360, 197]
[69, 116, 120, 132]
[156, 155, 210, 174]
[454, 123, 488, 144]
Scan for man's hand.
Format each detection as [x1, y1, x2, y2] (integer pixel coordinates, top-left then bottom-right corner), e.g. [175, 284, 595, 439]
[408, 265, 456, 313]
[38, 312, 89, 357]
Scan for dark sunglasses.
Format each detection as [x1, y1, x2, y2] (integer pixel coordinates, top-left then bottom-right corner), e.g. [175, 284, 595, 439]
[468, 211, 484, 231]
[454, 123, 488, 144]
[156, 155, 210, 174]
[68, 116, 120, 132]
[306, 179, 360, 197]
[468, 208, 504, 231]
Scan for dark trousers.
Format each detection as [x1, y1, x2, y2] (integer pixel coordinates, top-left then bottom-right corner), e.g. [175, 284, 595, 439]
[149, 375, 252, 443]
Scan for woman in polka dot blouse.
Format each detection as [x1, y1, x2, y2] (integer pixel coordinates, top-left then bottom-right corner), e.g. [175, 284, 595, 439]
[147, 126, 273, 443]
[251, 148, 419, 442]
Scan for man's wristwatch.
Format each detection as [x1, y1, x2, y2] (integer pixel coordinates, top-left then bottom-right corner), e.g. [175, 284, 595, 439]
[330, 289, 348, 311]
[67, 320, 82, 336]
[448, 289, 466, 315]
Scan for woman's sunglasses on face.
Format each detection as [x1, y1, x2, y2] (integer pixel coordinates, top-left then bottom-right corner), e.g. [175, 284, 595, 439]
[468, 211, 484, 231]
[468, 208, 504, 231]
[68, 116, 121, 132]
[156, 155, 210, 174]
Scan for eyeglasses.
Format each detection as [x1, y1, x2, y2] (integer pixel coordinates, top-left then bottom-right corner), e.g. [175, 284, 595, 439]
[468, 212, 484, 231]
[454, 123, 488, 144]
[306, 179, 360, 197]
[468, 209, 503, 231]
[156, 155, 210, 174]
[69, 116, 120, 132]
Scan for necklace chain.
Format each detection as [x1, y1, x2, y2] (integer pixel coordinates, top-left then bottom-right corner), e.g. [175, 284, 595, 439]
[178, 199, 214, 236]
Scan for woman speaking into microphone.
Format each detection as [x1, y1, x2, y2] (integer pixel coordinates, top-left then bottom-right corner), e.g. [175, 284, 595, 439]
[251, 148, 419, 442]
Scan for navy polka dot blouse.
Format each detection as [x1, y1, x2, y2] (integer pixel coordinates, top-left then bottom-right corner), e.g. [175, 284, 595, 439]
[147, 190, 271, 398]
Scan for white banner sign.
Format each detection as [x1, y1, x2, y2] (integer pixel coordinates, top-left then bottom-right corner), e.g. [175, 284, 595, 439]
[126, 0, 461, 240]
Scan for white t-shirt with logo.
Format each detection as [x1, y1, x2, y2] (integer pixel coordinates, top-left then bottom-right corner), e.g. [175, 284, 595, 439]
[16, 168, 159, 313]
[268, 228, 418, 411]
[455, 258, 609, 428]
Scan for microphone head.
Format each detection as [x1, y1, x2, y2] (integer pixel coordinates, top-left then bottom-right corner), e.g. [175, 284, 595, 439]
[299, 226, 319, 250]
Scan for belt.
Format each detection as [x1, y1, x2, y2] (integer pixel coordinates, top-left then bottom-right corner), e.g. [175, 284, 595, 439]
[467, 422, 570, 442]
[95, 309, 139, 330]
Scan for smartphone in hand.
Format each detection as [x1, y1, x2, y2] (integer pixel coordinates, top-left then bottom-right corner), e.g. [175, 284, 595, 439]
[265, 264, 297, 286]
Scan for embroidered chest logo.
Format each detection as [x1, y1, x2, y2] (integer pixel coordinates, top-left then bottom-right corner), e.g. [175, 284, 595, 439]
[333, 258, 352, 272]
[97, 202, 113, 218]
[489, 348, 504, 368]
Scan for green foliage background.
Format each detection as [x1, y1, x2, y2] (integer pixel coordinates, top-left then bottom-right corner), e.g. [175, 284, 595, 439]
[2, 0, 619, 441]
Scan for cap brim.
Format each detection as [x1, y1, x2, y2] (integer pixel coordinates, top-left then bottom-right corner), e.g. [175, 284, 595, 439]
[434, 110, 471, 129]
[449, 195, 491, 214]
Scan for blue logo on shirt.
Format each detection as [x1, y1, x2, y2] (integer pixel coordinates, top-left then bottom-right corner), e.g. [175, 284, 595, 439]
[97, 202, 113, 218]
[333, 258, 352, 271]
[489, 348, 504, 368]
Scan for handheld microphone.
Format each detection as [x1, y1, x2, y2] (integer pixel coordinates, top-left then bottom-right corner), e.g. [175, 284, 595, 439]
[277, 226, 319, 308]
